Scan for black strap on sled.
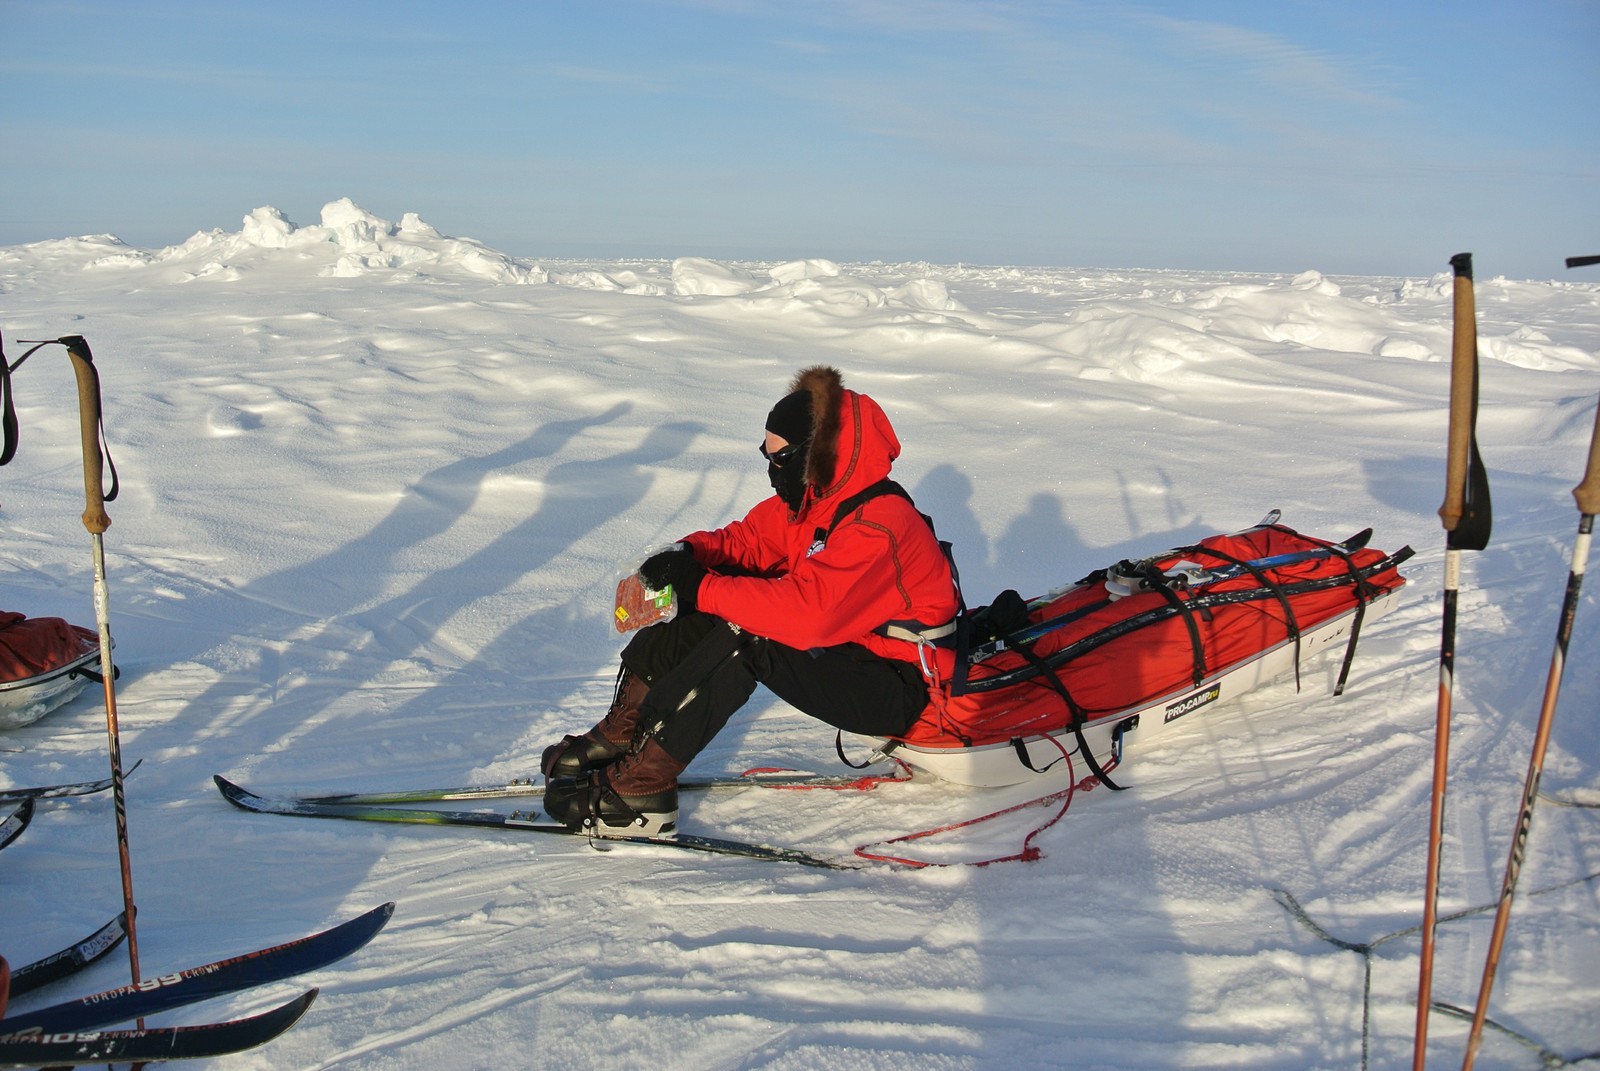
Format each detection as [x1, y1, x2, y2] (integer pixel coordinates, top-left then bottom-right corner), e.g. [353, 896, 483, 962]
[834, 731, 905, 770]
[1005, 635, 1123, 791]
[1322, 539, 1378, 697]
[1251, 524, 1377, 696]
[1179, 540, 1305, 689]
[961, 546, 1414, 696]
[74, 663, 120, 685]
[1128, 560, 1209, 686]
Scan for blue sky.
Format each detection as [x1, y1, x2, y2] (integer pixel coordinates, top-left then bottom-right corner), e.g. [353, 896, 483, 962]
[1, 1, 1595, 278]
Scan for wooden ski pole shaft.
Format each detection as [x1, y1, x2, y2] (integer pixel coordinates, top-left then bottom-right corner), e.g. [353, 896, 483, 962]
[1415, 253, 1482, 1071]
[1459, 409, 1600, 1066]
[62, 336, 142, 999]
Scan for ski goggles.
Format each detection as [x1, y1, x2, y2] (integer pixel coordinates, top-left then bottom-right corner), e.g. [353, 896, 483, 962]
[758, 440, 808, 468]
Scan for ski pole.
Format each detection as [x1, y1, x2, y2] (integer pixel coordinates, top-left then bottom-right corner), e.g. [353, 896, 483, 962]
[1460, 264, 1600, 1069]
[1415, 253, 1494, 1071]
[61, 335, 143, 1002]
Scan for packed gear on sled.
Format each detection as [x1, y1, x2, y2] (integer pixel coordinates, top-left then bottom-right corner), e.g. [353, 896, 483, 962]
[875, 518, 1412, 787]
[0, 610, 106, 729]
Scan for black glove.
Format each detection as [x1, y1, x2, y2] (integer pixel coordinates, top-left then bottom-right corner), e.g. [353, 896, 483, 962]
[639, 548, 707, 613]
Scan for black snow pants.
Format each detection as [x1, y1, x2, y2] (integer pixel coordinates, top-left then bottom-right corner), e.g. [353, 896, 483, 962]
[619, 610, 929, 766]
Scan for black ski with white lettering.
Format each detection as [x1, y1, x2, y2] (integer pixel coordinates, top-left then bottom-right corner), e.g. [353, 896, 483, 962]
[6, 912, 129, 999]
[0, 902, 392, 1035]
[0, 758, 143, 805]
[0, 989, 315, 1067]
[216, 776, 865, 871]
[0, 800, 32, 853]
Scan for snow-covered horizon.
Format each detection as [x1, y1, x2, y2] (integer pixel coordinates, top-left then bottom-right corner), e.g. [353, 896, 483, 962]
[17, 197, 1592, 288]
[2, 200, 1597, 1070]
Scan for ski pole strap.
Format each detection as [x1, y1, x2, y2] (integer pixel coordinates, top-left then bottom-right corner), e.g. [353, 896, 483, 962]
[1, 336, 121, 508]
[0, 332, 16, 467]
[1576, 395, 1600, 516]
[1441, 253, 1493, 550]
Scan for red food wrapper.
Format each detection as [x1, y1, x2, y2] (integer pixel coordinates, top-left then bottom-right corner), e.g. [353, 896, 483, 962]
[613, 569, 678, 634]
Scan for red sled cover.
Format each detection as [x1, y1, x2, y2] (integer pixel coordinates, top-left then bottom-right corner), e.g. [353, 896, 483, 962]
[902, 524, 1410, 749]
[0, 611, 98, 684]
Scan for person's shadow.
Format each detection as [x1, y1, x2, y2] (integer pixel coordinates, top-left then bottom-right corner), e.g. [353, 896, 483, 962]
[172, 405, 708, 772]
[911, 465, 1089, 605]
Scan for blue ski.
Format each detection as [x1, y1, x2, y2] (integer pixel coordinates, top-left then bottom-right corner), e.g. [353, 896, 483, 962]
[0, 989, 315, 1066]
[0, 902, 391, 1034]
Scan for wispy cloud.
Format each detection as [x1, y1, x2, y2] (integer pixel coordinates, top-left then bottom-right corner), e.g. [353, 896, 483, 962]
[1135, 13, 1404, 111]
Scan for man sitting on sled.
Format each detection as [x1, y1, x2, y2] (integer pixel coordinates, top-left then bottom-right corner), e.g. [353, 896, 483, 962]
[542, 365, 959, 834]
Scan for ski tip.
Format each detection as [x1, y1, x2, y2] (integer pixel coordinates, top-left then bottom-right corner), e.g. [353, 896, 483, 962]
[279, 986, 321, 1024]
[236, 986, 321, 1037]
[213, 774, 254, 806]
[336, 901, 398, 952]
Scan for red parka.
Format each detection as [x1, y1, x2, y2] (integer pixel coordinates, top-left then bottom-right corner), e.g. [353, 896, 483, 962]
[682, 368, 958, 678]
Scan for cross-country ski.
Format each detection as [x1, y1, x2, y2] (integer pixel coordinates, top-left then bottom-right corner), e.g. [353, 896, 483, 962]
[5, 913, 129, 999]
[0, 902, 392, 1035]
[0, 758, 143, 805]
[0, 989, 317, 1067]
[215, 777, 865, 870]
[0, 801, 33, 854]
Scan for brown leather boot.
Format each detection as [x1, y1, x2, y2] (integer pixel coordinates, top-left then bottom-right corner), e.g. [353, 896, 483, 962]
[540, 670, 649, 778]
[544, 736, 685, 836]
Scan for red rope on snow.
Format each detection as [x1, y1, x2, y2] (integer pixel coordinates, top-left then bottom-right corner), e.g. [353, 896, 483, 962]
[736, 760, 915, 791]
[852, 738, 1113, 868]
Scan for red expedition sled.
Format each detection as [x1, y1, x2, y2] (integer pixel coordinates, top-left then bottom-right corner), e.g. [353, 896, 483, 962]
[883, 515, 1413, 787]
[0, 610, 105, 730]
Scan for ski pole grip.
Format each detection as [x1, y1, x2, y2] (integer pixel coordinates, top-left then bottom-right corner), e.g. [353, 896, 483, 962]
[1439, 253, 1476, 532]
[62, 335, 111, 534]
[1577, 395, 1600, 516]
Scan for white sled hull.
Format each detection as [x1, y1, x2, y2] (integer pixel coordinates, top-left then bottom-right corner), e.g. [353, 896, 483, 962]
[888, 585, 1402, 788]
[0, 647, 102, 730]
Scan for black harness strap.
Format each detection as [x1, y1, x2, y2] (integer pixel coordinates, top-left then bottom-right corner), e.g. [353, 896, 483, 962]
[813, 478, 965, 647]
[815, 478, 915, 544]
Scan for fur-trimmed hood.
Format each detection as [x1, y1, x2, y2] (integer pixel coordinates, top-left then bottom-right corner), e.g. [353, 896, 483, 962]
[784, 365, 901, 517]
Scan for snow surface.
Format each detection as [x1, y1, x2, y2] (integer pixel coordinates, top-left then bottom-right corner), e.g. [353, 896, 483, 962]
[2, 200, 1598, 1069]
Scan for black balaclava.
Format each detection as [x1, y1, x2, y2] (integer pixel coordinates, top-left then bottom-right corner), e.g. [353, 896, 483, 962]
[765, 389, 813, 511]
